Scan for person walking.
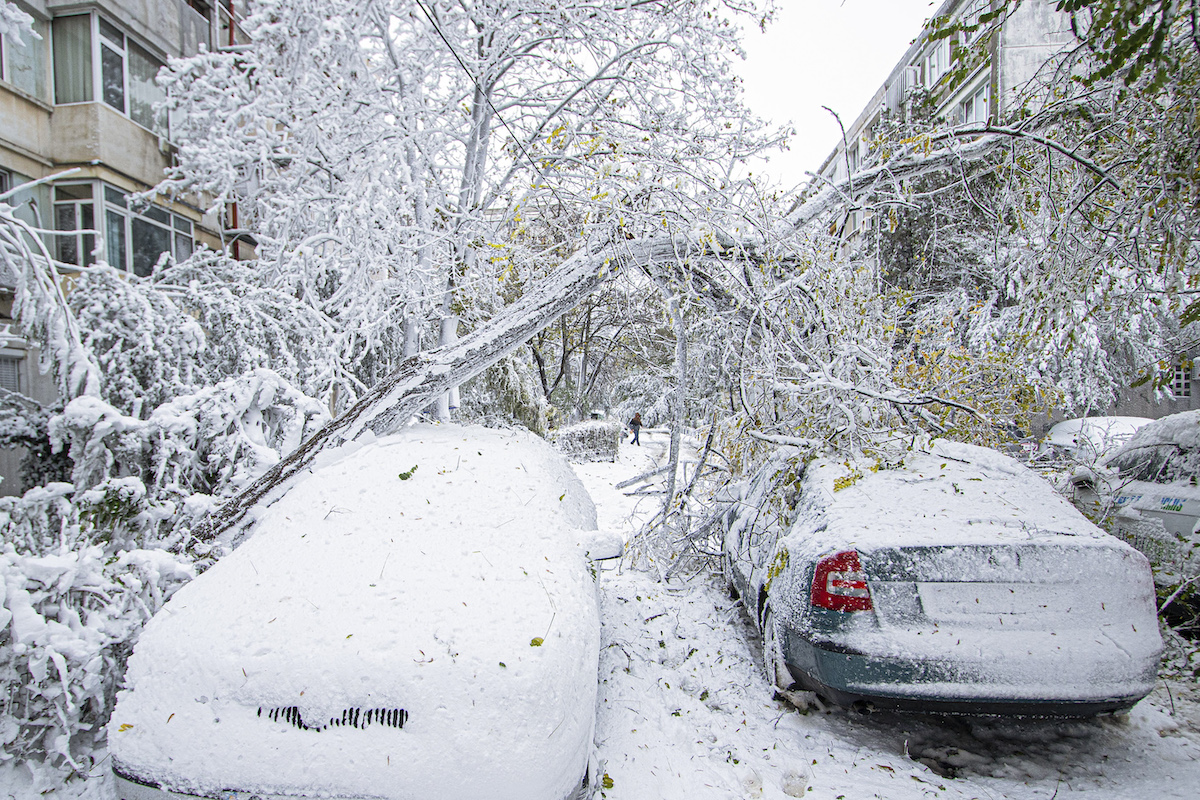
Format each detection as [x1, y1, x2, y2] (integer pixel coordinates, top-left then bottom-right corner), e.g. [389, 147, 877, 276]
[629, 412, 643, 446]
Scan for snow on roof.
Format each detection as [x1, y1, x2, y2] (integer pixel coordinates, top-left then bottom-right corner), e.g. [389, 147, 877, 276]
[110, 424, 600, 800]
[1044, 416, 1152, 450]
[791, 440, 1113, 551]
[1113, 409, 1200, 453]
[1106, 410, 1200, 483]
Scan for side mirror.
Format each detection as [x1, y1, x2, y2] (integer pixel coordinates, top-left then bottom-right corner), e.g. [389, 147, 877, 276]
[1069, 465, 1096, 491]
[578, 530, 624, 561]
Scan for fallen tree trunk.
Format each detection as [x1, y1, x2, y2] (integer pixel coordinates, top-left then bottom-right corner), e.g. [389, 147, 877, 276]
[192, 236, 689, 547]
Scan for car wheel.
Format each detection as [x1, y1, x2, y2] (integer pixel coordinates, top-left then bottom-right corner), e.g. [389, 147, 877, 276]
[763, 608, 819, 712]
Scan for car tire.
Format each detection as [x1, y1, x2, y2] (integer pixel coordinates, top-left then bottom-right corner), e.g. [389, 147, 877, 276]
[763, 608, 819, 712]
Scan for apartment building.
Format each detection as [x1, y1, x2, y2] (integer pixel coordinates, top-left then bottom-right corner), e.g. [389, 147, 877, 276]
[813, 0, 1075, 195]
[0, 0, 249, 493]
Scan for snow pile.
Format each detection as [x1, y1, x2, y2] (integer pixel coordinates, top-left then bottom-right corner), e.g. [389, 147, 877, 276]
[109, 425, 600, 800]
[0, 2, 34, 43]
[554, 420, 623, 463]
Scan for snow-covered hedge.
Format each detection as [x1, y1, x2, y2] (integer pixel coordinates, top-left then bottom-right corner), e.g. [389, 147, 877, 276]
[552, 420, 622, 462]
[1, 369, 330, 782]
[0, 536, 194, 780]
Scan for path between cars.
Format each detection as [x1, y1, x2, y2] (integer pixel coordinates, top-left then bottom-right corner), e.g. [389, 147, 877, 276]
[574, 437, 1200, 800]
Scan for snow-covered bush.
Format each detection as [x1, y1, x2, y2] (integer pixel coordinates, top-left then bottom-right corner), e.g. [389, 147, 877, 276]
[0, 369, 330, 780]
[552, 420, 622, 463]
[153, 253, 342, 409]
[50, 369, 329, 508]
[457, 352, 548, 436]
[0, 496, 195, 781]
[67, 266, 207, 418]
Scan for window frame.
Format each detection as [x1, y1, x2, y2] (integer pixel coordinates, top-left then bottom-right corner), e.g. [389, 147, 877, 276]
[924, 39, 951, 88]
[1173, 361, 1193, 399]
[53, 181, 97, 267]
[50, 179, 195, 274]
[0, 355, 22, 394]
[959, 82, 989, 125]
[51, 12, 167, 136]
[100, 183, 195, 276]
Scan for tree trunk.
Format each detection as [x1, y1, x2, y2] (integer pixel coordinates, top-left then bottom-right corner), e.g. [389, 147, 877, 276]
[193, 236, 688, 548]
[661, 291, 687, 528]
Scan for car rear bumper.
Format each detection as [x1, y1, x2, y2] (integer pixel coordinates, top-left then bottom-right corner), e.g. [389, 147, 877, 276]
[780, 629, 1157, 717]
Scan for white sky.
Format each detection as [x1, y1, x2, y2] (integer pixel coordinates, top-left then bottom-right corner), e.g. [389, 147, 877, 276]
[735, 0, 942, 189]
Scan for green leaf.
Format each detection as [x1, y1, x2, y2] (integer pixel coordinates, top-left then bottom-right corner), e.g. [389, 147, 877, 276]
[398, 465, 418, 480]
[530, 637, 544, 647]
[1181, 298, 1200, 327]
[601, 774, 614, 789]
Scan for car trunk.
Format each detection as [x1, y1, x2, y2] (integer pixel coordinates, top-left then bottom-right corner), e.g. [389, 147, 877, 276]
[829, 542, 1162, 701]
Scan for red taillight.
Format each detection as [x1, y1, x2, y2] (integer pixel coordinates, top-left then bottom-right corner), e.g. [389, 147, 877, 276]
[811, 550, 873, 612]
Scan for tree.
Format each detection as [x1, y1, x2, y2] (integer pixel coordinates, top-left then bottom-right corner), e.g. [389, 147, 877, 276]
[156, 0, 783, 415]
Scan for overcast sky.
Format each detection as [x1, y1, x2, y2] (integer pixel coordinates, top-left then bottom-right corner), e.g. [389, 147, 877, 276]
[734, 0, 942, 189]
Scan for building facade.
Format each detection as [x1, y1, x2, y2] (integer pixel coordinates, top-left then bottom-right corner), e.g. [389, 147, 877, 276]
[808, 0, 1197, 418]
[0, 0, 249, 494]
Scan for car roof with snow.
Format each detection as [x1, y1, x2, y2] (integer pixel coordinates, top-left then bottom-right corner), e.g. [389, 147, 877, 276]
[1044, 416, 1151, 450]
[1105, 409, 1200, 484]
[786, 440, 1117, 554]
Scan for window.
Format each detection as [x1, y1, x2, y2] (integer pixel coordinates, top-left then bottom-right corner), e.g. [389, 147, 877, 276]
[959, 83, 989, 125]
[54, 183, 96, 266]
[0, 356, 20, 394]
[0, 169, 10, 196]
[1, 15, 48, 100]
[924, 39, 951, 88]
[52, 14, 167, 135]
[1174, 361, 1193, 398]
[52, 15, 92, 104]
[128, 42, 166, 133]
[101, 184, 194, 276]
[961, 0, 991, 44]
[98, 16, 126, 111]
[52, 181, 195, 274]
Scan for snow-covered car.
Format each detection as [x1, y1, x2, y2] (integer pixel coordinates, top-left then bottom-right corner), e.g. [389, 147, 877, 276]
[1072, 410, 1200, 584]
[1039, 416, 1152, 464]
[722, 440, 1162, 716]
[109, 424, 616, 800]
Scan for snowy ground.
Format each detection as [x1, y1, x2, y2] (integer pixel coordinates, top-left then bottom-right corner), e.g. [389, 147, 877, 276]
[6, 427, 1199, 799]
[576, 431, 1200, 800]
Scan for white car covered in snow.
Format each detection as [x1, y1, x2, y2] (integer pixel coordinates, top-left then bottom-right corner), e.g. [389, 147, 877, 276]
[109, 424, 615, 800]
[1073, 410, 1200, 585]
[1039, 416, 1152, 464]
[723, 440, 1162, 715]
